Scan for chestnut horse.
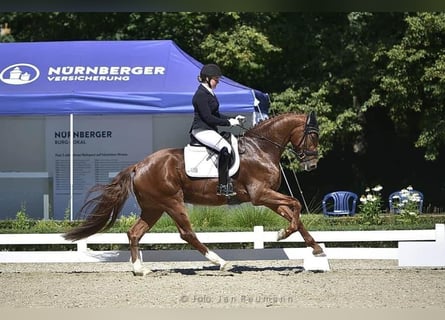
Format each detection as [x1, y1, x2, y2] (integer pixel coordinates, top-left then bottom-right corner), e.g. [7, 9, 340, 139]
[64, 112, 323, 275]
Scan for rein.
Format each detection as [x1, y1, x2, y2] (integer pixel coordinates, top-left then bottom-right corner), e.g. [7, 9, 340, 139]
[238, 123, 289, 152]
[239, 114, 319, 160]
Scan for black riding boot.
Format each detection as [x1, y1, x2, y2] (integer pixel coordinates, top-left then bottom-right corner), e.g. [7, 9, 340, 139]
[217, 147, 236, 197]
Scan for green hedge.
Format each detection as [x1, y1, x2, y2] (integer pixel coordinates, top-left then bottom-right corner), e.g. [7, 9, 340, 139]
[1, 205, 445, 234]
[1, 206, 444, 251]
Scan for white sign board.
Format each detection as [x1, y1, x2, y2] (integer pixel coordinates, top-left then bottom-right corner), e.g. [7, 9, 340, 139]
[45, 115, 153, 219]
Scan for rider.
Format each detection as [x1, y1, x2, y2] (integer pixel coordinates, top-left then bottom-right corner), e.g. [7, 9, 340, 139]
[189, 63, 245, 197]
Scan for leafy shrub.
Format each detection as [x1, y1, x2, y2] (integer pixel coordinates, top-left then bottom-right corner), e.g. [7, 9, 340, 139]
[227, 205, 285, 230]
[33, 219, 61, 233]
[189, 206, 226, 229]
[113, 213, 138, 232]
[151, 213, 176, 232]
[1, 204, 445, 236]
[12, 205, 32, 230]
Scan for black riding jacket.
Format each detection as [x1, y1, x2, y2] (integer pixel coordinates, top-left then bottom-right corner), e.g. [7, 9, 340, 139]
[189, 84, 230, 133]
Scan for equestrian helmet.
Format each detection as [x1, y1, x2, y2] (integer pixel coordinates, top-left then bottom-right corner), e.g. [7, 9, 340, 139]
[200, 64, 222, 80]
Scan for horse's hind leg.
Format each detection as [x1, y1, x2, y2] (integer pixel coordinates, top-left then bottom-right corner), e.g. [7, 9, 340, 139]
[127, 210, 163, 276]
[166, 203, 229, 271]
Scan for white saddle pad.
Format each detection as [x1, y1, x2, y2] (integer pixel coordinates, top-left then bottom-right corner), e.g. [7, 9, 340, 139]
[184, 134, 240, 178]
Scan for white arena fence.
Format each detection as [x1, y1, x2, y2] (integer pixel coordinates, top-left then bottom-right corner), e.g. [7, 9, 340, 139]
[0, 224, 444, 267]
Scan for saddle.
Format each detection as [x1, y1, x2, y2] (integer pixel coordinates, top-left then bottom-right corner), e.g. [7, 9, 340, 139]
[184, 132, 240, 178]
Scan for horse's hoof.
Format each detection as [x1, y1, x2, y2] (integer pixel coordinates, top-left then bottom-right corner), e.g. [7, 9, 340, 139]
[219, 260, 230, 271]
[277, 229, 286, 241]
[312, 250, 326, 257]
[131, 260, 152, 276]
[132, 268, 152, 276]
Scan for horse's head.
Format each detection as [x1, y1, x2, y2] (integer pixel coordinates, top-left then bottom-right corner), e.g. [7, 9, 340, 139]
[290, 111, 319, 171]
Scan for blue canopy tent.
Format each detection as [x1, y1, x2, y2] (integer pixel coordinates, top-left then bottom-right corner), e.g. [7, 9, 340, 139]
[0, 40, 268, 219]
[0, 40, 266, 115]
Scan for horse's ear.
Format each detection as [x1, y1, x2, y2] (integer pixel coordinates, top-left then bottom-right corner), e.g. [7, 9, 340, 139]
[307, 111, 318, 127]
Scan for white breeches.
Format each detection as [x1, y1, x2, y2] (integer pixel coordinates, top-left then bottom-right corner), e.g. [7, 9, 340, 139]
[191, 129, 232, 153]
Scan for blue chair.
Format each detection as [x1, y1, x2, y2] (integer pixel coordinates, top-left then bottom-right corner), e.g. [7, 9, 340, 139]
[322, 191, 358, 216]
[388, 190, 424, 214]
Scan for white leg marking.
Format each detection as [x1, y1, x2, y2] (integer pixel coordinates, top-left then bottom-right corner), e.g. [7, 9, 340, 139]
[277, 229, 286, 241]
[131, 254, 152, 276]
[205, 250, 229, 271]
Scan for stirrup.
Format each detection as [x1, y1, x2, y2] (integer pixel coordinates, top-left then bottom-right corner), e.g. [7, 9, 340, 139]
[217, 183, 236, 197]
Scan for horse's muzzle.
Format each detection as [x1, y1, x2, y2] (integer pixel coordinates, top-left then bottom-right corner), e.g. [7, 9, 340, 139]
[302, 158, 318, 172]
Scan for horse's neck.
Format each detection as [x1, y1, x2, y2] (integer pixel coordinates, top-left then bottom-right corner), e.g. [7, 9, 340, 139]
[253, 115, 303, 146]
[245, 115, 304, 158]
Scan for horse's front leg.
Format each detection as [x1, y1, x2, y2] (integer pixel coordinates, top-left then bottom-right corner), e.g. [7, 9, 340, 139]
[251, 187, 324, 256]
[273, 203, 324, 256]
[274, 204, 300, 241]
[295, 219, 325, 256]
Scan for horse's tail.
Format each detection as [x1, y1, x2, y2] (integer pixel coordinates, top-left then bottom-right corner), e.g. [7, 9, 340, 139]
[63, 165, 135, 241]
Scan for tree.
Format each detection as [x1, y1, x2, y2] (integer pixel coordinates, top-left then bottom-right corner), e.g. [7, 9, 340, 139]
[365, 12, 445, 160]
[268, 13, 377, 163]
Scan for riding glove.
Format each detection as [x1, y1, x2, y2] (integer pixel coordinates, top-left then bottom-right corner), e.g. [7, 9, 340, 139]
[228, 118, 240, 126]
[235, 115, 246, 123]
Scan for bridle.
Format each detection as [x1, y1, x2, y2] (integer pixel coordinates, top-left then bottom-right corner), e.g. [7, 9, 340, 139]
[239, 113, 319, 162]
[292, 116, 319, 161]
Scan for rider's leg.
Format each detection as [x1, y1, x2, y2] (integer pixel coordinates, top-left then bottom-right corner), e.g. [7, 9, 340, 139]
[217, 147, 235, 196]
[218, 147, 229, 185]
[191, 129, 232, 154]
[191, 130, 235, 196]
